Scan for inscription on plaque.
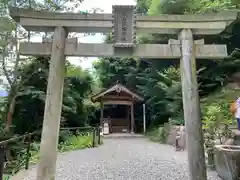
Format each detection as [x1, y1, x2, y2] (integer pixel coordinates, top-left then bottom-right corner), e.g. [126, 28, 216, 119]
[112, 5, 136, 48]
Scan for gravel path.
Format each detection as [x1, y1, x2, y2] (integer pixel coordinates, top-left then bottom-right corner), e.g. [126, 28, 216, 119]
[13, 138, 221, 180]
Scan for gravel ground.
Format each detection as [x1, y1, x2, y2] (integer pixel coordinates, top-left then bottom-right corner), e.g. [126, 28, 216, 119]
[13, 138, 221, 180]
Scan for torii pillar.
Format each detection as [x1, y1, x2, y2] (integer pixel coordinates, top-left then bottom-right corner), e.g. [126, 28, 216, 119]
[179, 29, 206, 179]
[36, 26, 67, 180]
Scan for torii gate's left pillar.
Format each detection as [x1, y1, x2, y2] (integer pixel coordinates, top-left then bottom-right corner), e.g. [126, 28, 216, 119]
[37, 26, 67, 180]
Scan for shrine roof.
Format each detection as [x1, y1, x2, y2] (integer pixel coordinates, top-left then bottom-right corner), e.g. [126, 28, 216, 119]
[91, 83, 143, 103]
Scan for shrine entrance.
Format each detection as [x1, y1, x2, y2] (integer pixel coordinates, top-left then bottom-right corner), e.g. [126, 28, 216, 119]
[91, 83, 144, 134]
[9, 4, 239, 180]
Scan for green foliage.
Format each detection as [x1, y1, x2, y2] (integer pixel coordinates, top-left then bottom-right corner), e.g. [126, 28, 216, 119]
[169, 117, 184, 126]
[93, 0, 240, 131]
[4, 132, 98, 177]
[148, 0, 188, 15]
[11, 56, 94, 134]
[156, 67, 182, 116]
[201, 88, 237, 146]
[136, 66, 182, 127]
[147, 123, 170, 143]
[93, 57, 139, 89]
[0, 115, 11, 140]
[59, 129, 74, 142]
[0, 0, 98, 176]
[3, 175, 10, 180]
[29, 142, 40, 165]
[203, 105, 224, 132]
[201, 87, 239, 127]
[58, 134, 93, 152]
[145, 0, 239, 15]
[187, 0, 238, 13]
[136, 0, 152, 14]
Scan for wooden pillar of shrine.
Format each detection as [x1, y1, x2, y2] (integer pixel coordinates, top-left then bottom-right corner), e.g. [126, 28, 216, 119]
[143, 103, 146, 133]
[37, 26, 67, 180]
[131, 103, 134, 134]
[100, 101, 104, 127]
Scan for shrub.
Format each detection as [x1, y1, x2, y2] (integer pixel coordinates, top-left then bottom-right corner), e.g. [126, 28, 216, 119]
[169, 117, 184, 126]
[58, 135, 93, 152]
[202, 102, 233, 146]
[58, 129, 74, 142]
[147, 123, 170, 143]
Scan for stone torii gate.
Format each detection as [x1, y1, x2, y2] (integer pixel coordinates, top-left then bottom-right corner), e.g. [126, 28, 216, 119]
[10, 6, 239, 180]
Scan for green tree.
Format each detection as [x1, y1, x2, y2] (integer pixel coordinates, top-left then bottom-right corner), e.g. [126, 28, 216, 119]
[94, 0, 240, 130]
[11, 57, 93, 134]
[0, 0, 86, 133]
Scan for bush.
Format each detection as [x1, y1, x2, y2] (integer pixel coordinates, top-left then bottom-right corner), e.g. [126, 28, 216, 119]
[147, 123, 170, 143]
[5, 132, 101, 177]
[169, 117, 184, 126]
[202, 102, 233, 146]
[29, 142, 40, 165]
[58, 135, 93, 152]
[59, 129, 74, 142]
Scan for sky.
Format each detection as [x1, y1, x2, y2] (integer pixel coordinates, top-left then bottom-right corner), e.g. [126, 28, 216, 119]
[0, 0, 136, 92]
[68, 0, 136, 69]
[74, 0, 136, 68]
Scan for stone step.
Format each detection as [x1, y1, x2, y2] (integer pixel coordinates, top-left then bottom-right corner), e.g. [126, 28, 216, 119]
[103, 133, 145, 139]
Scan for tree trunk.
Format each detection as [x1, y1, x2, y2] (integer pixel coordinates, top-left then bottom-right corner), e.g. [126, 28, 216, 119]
[4, 85, 17, 134]
[5, 95, 16, 133]
[4, 89, 17, 161]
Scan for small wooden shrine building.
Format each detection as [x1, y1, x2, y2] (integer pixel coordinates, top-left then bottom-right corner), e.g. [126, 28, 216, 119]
[91, 83, 146, 133]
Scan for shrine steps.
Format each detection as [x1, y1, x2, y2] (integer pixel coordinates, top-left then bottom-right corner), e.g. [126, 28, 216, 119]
[103, 133, 145, 139]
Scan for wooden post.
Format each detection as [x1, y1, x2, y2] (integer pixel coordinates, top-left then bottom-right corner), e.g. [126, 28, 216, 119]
[143, 104, 146, 133]
[25, 135, 31, 170]
[131, 103, 134, 134]
[179, 29, 207, 180]
[92, 128, 96, 147]
[0, 146, 5, 180]
[100, 101, 103, 127]
[36, 26, 67, 180]
[126, 105, 130, 132]
[97, 127, 101, 145]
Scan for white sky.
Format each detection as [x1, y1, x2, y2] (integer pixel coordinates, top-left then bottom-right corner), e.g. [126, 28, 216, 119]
[32, 0, 136, 70]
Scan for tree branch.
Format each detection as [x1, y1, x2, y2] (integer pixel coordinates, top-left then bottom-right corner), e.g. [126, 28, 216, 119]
[12, 25, 20, 85]
[1, 34, 13, 86]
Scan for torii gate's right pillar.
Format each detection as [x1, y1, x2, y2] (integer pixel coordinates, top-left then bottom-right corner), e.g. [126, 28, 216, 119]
[179, 29, 207, 180]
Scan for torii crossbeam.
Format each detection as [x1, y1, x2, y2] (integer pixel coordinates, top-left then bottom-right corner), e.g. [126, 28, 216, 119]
[9, 5, 239, 180]
[10, 7, 238, 34]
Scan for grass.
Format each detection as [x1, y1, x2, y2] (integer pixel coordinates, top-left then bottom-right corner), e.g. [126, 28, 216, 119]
[59, 134, 96, 152]
[29, 134, 102, 163]
[4, 133, 103, 178]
